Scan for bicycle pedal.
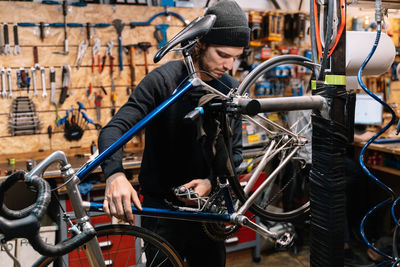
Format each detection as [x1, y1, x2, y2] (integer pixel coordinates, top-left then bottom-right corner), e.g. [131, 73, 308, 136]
[275, 232, 295, 249]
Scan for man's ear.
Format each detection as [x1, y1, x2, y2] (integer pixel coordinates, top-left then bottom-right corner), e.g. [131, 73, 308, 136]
[197, 41, 207, 50]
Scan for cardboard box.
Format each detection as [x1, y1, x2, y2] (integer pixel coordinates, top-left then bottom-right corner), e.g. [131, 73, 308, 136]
[0, 240, 16, 266]
[15, 225, 58, 266]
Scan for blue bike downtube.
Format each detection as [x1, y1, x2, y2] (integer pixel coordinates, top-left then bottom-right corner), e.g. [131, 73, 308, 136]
[88, 202, 231, 223]
[76, 80, 195, 180]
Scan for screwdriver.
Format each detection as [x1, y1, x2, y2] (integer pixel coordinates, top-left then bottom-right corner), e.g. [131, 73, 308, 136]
[94, 92, 103, 122]
[47, 125, 53, 150]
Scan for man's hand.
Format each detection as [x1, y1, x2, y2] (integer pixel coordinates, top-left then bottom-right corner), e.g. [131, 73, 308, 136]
[178, 179, 212, 206]
[103, 172, 142, 225]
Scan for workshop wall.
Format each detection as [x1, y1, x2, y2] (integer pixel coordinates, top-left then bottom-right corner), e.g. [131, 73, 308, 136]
[0, 2, 203, 160]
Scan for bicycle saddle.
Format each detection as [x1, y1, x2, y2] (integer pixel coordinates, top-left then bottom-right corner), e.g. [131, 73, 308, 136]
[153, 14, 216, 63]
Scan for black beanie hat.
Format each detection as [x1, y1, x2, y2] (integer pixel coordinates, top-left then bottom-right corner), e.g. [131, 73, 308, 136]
[201, 1, 250, 47]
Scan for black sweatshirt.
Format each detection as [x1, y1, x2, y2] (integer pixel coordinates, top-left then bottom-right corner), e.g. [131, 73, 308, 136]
[98, 60, 242, 198]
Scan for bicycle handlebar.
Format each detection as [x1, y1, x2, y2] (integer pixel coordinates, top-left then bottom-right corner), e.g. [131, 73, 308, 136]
[0, 171, 38, 219]
[0, 170, 96, 257]
[0, 170, 50, 240]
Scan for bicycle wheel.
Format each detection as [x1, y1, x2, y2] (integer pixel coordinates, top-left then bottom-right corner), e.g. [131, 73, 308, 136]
[34, 224, 184, 267]
[230, 55, 315, 222]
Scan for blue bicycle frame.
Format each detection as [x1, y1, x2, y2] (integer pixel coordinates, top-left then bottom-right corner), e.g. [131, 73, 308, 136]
[74, 77, 236, 225]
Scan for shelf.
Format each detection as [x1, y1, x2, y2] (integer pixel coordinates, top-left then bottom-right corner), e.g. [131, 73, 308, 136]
[367, 164, 400, 176]
[353, 0, 400, 9]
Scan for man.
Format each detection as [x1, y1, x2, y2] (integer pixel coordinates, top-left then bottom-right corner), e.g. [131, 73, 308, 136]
[98, 1, 250, 266]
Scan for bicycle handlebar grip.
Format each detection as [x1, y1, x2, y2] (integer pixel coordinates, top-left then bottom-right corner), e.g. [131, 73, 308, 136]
[236, 98, 261, 116]
[0, 171, 36, 219]
[0, 172, 51, 241]
[29, 225, 96, 257]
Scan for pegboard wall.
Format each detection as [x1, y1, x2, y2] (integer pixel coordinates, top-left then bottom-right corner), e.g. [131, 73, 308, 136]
[0, 2, 203, 160]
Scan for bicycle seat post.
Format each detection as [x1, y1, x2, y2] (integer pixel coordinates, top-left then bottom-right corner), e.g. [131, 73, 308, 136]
[182, 42, 198, 80]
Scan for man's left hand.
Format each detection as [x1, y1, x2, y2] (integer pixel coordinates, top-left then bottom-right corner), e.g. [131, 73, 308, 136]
[178, 179, 212, 206]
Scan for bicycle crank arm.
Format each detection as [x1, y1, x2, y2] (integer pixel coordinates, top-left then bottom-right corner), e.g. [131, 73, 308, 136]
[231, 213, 277, 239]
[231, 213, 294, 247]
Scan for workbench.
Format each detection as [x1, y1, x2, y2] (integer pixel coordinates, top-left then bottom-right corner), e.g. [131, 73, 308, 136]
[351, 141, 400, 238]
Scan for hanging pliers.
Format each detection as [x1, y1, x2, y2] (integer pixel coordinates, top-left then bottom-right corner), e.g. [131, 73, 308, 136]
[100, 40, 114, 75]
[91, 38, 101, 73]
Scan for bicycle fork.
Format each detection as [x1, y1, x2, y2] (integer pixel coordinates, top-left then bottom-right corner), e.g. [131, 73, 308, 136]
[63, 173, 106, 267]
[36, 151, 106, 267]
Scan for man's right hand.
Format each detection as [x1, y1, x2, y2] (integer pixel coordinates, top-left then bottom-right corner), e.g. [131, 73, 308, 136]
[103, 172, 142, 225]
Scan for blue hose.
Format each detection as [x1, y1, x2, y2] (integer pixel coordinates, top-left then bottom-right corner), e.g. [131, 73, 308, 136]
[392, 258, 400, 267]
[357, 14, 397, 262]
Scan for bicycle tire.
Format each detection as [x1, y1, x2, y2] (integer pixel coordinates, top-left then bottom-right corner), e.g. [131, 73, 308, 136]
[231, 55, 315, 222]
[34, 223, 184, 267]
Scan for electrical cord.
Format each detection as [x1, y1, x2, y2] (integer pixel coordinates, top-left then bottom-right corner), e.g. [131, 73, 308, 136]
[357, 0, 398, 262]
[310, 0, 345, 80]
[317, 0, 334, 81]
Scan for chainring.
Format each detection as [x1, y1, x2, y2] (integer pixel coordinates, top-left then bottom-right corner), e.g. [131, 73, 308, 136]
[201, 189, 241, 241]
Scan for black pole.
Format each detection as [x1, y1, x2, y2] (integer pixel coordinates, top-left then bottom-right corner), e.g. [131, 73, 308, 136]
[310, 1, 350, 266]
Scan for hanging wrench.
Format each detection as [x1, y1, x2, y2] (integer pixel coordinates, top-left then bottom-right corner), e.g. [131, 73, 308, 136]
[0, 25, 4, 55]
[41, 67, 47, 98]
[50, 66, 57, 105]
[13, 24, 21, 55]
[31, 67, 38, 96]
[3, 23, 11, 55]
[1, 68, 6, 97]
[6, 68, 12, 98]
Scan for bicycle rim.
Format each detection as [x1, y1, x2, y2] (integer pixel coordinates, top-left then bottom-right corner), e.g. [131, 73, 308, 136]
[34, 224, 184, 267]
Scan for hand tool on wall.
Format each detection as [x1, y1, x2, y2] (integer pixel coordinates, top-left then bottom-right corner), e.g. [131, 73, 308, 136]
[94, 92, 103, 122]
[1, 67, 6, 98]
[50, 66, 59, 122]
[16, 68, 31, 93]
[13, 24, 20, 55]
[110, 79, 116, 116]
[6, 68, 12, 98]
[18, 22, 55, 41]
[124, 44, 136, 90]
[50, 67, 57, 104]
[112, 19, 125, 72]
[129, 10, 189, 27]
[53, 0, 69, 55]
[39, 22, 46, 41]
[91, 38, 101, 73]
[40, 67, 47, 98]
[75, 40, 88, 69]
[101, 40, 114, 73]
[60, 64, 71, 104]
[32, 45, 40, 96]
[0, 25, 4, 54]
[76, 101, 86, 127]
[31, 67, 38, 96]
[81, 111, 101, 129]
[47, 125, 53, 150]
[57, 107, 84, 141]
[57, 109, 69, 127]
[100, 86, 107, 95]
[33, 46, 40, 68]
[3, 23, 11, 54]
[86, 22, 92, 46]
[154, 23, 170, 49]
[137, 42, 151, 75]
[9, 96, 40, 136]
